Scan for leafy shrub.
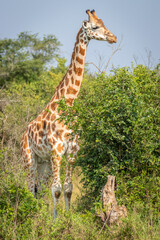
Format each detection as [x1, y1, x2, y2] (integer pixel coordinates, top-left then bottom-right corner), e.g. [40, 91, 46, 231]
[0, 61, 159, 239]
[0, 155, 37, 239]
[59, 64, 160, 209]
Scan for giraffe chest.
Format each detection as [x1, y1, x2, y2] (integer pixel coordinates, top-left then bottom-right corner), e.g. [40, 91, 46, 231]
[28, 122, 71, 159]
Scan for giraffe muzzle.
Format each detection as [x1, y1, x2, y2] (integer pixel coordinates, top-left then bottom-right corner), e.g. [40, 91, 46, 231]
[108, 35, 117, 43]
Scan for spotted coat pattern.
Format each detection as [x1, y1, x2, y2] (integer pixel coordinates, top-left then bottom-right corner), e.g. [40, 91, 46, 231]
[21, 9, 117, 219]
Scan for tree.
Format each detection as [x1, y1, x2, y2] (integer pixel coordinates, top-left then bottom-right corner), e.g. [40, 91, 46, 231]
[59, 64, 160, 207]
[0, 32, 61, 85]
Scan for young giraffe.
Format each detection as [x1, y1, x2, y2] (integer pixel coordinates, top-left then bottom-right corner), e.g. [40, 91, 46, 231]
[21, 9, 117, 218]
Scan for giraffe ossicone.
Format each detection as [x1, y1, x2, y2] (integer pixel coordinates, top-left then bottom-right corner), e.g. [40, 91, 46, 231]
[21, 9, 117, 219]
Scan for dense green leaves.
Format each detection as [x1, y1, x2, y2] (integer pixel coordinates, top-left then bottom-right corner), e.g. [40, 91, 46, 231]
[0, 32, 160, 238]
[0, 32, 60, 85]
[60, 65, 160, 207]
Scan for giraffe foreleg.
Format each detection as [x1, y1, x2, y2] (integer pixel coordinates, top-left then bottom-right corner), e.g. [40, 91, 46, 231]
[64, 138, 79, 211]
[51, 155, 62, 219]
[64, 159, 75, 211]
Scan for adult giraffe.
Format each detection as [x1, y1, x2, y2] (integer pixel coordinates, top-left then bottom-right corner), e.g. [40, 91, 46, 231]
[21, 10, 117, 218]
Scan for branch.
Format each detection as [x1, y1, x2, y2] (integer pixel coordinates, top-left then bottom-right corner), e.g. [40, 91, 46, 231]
[103, 37, 123, 73]
[86, 61, 101, 73]
[86, 37, 123, 74]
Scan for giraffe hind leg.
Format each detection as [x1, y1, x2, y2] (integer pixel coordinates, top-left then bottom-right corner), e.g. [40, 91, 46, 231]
[37, 159, 52, 195]
[21, 133, 37, 196]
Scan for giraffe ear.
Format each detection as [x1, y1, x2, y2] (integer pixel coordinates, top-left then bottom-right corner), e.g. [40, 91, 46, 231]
[82, 21, 91, 29]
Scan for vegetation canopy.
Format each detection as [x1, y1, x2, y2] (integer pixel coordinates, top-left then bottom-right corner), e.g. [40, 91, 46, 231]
[0, 32, 60, 86]
[0, 32, 160, 239]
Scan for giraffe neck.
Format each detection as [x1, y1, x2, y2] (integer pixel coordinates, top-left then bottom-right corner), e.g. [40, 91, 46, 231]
[50, 27, 89, 106]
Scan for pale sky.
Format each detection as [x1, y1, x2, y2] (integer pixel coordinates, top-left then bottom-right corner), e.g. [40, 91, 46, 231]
[0, 0, 160, 72]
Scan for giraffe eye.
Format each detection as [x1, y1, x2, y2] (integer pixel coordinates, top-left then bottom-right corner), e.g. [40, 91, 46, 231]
[92, 26, 99, 30]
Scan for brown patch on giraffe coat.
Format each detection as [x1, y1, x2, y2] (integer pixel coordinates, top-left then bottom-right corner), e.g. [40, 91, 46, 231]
[76, 56, 83, 65]
[65, 77, 69, 86]
[67, 86, 78, 95]
[57, 143, 64, 153]
[54, 130, 64, 141]
[79, 45, 85, 56]
[71, 145, 78, 153]
[38, 139, 42, 144]
[36, 122, 41, 131]
[60, 81, 64, 88]
[51, 102, 57, 111]
[24, 135, 28, 149]
[28, 126, 31, 134]
[66, 98, 74, 106]
[80, 39, 83, 44]
[46, 113, 50, 121]
[31, 131, 34, 138]
[76, 46, 78, 53]
[71, 76, 74, 84]
[39, 131, 45, 138]
[78, 68, 83, 76]
[52, 123, 56, 131]
[42, 145, 47, 152]
[32, 122, 36, 129]
[64, 132, 70, 140]
[57, 119, 64, 128]
[37, 115, 41, 122]
[37, 146, 42, 151]
[60, 88, 65, 96]
[68, 69, 72, 75]
[47, 122, 51, 131]
[52, 138, 56, 145]
[57, 91, 60, 99]
[72, 52, 75, 60]
[58, 130, 64, 141]
[35, 133, 37, 143]
[50, 114, 56, 121]
[75, 80, 81, 86]
[42, 110, 48, 119]
[74, 63, 83, 76]
[44, 138, 49, 146]
[76, 28, 83, 42]
[42, 120, 47, 130]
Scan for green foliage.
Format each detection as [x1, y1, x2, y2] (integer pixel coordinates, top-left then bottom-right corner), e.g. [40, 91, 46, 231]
[0, 32, 61, 85]
[59, 64, 160, 208]
[50, 57, 68, 74]
[0, 50, 160, 238]
[0, 151, 37, 239]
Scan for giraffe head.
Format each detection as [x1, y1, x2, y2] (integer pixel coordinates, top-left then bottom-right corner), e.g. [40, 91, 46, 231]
[82, 9, 117, 44]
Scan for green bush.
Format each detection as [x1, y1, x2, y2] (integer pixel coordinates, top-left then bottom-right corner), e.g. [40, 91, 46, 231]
[59, 64, 160, 209]
[0, 157, 37, 239]
[0, 61, 160, 239]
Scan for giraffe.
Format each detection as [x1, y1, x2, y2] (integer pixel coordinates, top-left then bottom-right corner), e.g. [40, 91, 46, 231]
[21, 9, 117, 219]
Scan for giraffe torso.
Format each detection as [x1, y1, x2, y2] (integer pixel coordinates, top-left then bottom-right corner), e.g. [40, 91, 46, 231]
[22, 102, 78, 161]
